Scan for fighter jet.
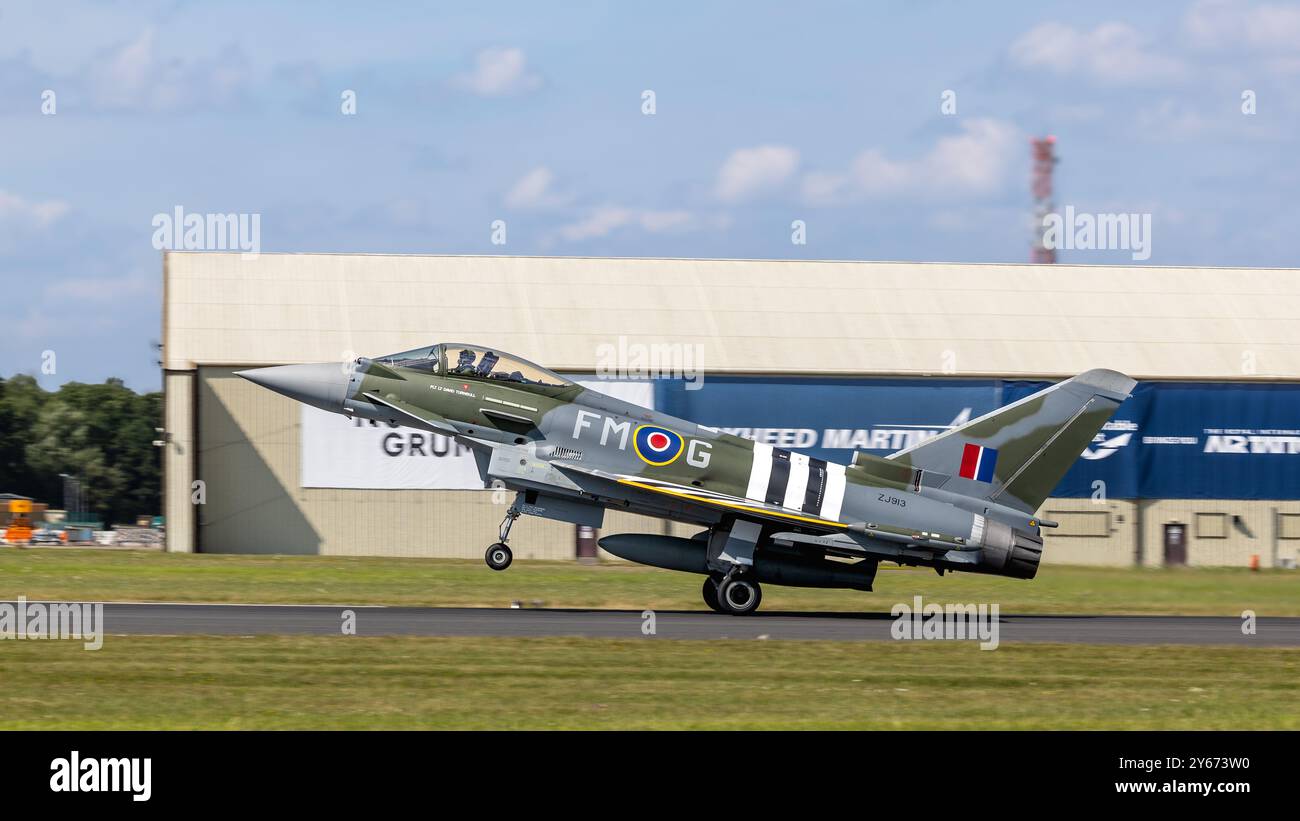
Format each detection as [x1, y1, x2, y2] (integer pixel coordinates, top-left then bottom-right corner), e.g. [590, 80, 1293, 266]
[239, 344, 1135, 615]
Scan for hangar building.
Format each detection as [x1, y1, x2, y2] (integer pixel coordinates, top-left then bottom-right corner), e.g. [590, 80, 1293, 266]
[161, 252, 1300, 567]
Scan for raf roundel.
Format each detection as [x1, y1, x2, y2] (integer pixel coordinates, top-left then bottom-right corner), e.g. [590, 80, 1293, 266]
[632, 425, 684, 466]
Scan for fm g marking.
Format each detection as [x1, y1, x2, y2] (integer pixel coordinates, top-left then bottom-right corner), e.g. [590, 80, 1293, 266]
[572, 410, 710, 468]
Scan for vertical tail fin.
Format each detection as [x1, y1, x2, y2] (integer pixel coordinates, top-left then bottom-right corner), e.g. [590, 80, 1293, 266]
[886, 369, 1136, 513]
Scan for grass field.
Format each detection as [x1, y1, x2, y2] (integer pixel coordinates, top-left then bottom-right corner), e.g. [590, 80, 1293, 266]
[2, 550, 1295, 730]
[1, 635, 1295, 729]
[0, 548, 1296, 615]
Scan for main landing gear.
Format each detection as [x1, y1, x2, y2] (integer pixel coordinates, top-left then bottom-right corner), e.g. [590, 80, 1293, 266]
[702, 519, 765, 615]
[485, 508, 520, 571]
[702, 572, 763, 616]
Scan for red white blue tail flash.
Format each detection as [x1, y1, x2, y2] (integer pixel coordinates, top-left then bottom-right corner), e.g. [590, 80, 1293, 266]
[959, 443, 998, 482]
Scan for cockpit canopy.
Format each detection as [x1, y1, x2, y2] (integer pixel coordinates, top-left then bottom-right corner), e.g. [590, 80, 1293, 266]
[375, 343, 572, 388]
[377, 345, 441, 371]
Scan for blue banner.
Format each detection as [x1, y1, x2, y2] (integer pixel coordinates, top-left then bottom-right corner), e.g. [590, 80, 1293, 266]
[1135, 382, 1300, 499]
[655, 377, 1300, 500]
[656, 375, 1000, 459]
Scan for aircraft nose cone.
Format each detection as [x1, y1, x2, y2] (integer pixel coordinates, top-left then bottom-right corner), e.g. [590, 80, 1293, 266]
[236, 363, 349, 412]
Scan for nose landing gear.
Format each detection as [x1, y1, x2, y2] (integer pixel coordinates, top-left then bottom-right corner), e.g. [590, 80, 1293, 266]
[485, 508, 520, 571]
[485, 542, 512, 571]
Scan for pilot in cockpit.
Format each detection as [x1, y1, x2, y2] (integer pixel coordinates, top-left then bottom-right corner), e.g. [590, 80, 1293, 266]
[452, 348, 478, 375]
[445, 347, 557, 386]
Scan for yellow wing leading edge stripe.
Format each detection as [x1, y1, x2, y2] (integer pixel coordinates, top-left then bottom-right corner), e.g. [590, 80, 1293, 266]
[616, 479, 849, 529]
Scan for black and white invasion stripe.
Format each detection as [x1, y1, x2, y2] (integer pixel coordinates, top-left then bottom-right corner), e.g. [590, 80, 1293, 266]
[746, 443, 846, 522]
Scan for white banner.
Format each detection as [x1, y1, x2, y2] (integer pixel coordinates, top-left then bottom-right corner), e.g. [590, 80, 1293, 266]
[300, 379, 653, 489]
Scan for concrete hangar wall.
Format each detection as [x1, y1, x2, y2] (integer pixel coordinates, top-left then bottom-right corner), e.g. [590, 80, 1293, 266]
[161, 251, 1300, 567]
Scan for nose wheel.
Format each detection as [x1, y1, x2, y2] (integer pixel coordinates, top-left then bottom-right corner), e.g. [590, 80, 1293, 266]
[484, 508, 521, 571]
[485, 543, 513, 571]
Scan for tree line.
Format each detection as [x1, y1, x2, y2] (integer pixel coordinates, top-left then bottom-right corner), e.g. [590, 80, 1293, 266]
[0, 375, 161, 525]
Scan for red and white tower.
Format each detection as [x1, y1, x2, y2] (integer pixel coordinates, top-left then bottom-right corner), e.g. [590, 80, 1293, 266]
[1030, 136, 1057, 264]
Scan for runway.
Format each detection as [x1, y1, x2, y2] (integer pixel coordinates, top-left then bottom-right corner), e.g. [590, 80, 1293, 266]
[14, 601, 1300, 645]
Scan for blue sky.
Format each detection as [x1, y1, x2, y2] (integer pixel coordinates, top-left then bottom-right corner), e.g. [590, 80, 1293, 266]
[2, 0, 1297, 391]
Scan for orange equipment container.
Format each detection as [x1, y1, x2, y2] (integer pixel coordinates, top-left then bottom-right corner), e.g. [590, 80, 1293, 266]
[5, 499, 33, 544]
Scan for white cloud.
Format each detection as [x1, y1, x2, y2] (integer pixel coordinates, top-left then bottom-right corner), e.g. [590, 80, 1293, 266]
[799, 172, 849, 206]
[98, 27, 156, 100]
[1131, 96, 1278, 142]
[801, 119, 1019, 205]
[850, 149, 913, 195]
[451, 47, 542, 96]
[637, 210, 694, 233]
[927, 119, 1020, 191]
[558, 206, 633, 241]
[85, 27, 251, 112]
[714, 145, 800, 202]
[555, 206, 706, 242]
[1185, 0, 1300, 52]
[504, 166, 570, 209]
[1009, 22, 1185, 84]
[0, 190, 70, 228]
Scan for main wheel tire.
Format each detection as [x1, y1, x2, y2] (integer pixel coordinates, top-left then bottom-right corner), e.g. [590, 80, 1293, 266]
[718, 578, 762, 615]
[702, 577, 723, 613]
[485, 543, 513, 571]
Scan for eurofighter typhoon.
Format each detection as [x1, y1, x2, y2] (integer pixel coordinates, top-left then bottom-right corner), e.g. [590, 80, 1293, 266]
[240, 344, 1135, 615]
